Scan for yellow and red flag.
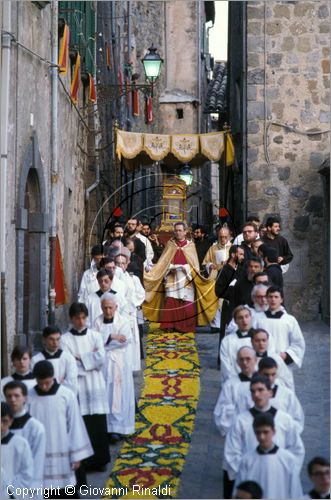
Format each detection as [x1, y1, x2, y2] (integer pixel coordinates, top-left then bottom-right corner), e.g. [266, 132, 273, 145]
[58, 24, 70, 76]
[105, 41, 111, 69]
[70, 52, 81, 104]
[133, 88, 139, 116]
[146, 95, 153, 123]
[88, 73, 96, 103]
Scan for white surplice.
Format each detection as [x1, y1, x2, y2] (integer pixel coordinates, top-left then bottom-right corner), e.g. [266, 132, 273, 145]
[115, 268, 145, 372]
[78, 259, 99, 304]
[86, 287, 126, 329]
[224, 407, 305, 480]
[1, 374, 36, 401]
[32, 350, 78, 395]
[255, 351, 295, 391]
[253, 310, 305, 368]
[94, 312, 135, 435]
[28, 383, 93, 489]
[11, 409, 46, 494]
[1, 432, 33, 498]
[234, 446, 303, 499]
[61, 329, 109, 415]
[214, 374, 252, 436]
[235, 378, 304, 432]
[220, 331, 255, 383]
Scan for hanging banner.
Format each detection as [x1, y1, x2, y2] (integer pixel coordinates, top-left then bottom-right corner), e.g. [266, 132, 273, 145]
[88, 73, 97, 103]
[70, 52, 81, 104]
[116, 129, 235, 170]
[55, 235, 69, 307]
[59, 24, 70, 76]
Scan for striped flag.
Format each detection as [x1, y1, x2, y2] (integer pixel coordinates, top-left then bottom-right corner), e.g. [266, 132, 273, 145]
[133, 88, 139, 116]
[58, 24, 70, 76]
[70, 52, 81, 104]
[88, 73, 96, 103]
[105, 41, 111, 69]
[146, 95, 153, 123]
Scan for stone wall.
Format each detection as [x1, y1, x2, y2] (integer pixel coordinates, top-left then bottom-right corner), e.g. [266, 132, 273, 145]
[246, 1, 330, 319]
[4, 1, 92, 360]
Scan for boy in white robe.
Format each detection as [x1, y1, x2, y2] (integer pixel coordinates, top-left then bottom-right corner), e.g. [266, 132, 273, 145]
[115, 253, 145, 372]
[32, 326, 78, 394]
[85, 269, 126, 328]
[4, 381, 45, 495]
[94, 293, 135, 443]
[304, 456, 330, 499]
[78, 244, 104, 303]
[214, 346, 257, 436]
[235, 414, 303, 499]
[253, 286, 305, 368]
[1, 346, 35, 399]
[236, 356, 304, 432]
[61, 302, 110, 472]
[234, 480, 263, 499]
[223, 375, 304, 498]
[29, 361, 93, 498]
[251, 328, 295, 391]
[220, 306, 258, 383]
[1, 402, 33, 499]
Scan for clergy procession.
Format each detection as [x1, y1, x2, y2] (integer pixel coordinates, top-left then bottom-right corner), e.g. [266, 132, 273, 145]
[1, 216, 329, 500]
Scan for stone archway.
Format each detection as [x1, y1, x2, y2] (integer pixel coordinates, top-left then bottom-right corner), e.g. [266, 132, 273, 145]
[16, 133, 48, 346]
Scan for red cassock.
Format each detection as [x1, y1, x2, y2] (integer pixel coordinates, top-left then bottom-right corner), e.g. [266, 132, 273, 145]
[160, 240, 196, 333]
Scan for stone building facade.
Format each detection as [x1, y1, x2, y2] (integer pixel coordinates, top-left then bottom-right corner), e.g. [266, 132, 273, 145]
[95, 1, 215, 238]
[228, 1, 330, 320]
[1, 1, 98, 369]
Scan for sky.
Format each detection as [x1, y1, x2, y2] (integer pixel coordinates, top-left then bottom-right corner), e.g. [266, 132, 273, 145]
[209, 1, 229, 62]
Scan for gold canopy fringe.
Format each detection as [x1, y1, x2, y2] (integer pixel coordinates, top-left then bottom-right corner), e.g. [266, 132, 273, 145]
[116, 129, 235, 169]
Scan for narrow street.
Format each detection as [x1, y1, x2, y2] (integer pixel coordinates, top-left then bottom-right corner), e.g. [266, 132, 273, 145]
[87, 321, 330, 498]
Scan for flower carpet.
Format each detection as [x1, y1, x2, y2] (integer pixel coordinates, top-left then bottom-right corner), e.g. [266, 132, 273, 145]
[104, 323, 200, 498]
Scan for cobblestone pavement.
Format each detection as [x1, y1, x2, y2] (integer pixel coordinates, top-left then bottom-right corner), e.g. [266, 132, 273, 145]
[178, 321, 330, 498]
[87, 321, 329, 498]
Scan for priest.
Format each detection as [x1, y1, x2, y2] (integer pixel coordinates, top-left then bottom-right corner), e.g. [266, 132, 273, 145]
[143, 222, 218, 333]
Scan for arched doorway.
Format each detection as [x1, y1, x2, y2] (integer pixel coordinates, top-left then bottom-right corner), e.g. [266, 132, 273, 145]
[16, 134, 48, 347]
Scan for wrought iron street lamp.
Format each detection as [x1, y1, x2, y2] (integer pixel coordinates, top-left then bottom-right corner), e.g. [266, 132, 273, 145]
[142, 45, 164, 90]
[179, 164, 193, 186]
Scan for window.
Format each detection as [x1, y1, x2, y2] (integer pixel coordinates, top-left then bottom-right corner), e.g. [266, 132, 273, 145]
[58, 1, 96, 76]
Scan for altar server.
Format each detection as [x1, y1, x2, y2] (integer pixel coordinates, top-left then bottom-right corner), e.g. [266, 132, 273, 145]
[115, 253, 145, 372]
[32, 325, 78, 394]
[214, 346, 257, 436]
[1, 346, 35, 399]
[94, 293, 135, 443]
[304, 456, 330, 499]
[253, 286, 305, 368]
[28, 361, 93, 497]
[223, 375, 304, 498]
[61, 303, 110, 471]
[4, 381, 45, 493]
[1, 402, 33, 498]
[220, 306, 257, 382]
[85, 269, 125, 328]
[234, 414, 303, 499]
[251, 328, 295, 391]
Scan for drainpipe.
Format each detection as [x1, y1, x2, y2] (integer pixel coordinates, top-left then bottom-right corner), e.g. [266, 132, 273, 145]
[197, 0, 202, 134]
[242, 2, 248, 220]
[0, 1, 11, 373]
[48, 1, 58, 324]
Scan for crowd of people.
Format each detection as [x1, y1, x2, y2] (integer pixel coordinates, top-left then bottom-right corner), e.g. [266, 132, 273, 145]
[1, 215, 329, 499]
